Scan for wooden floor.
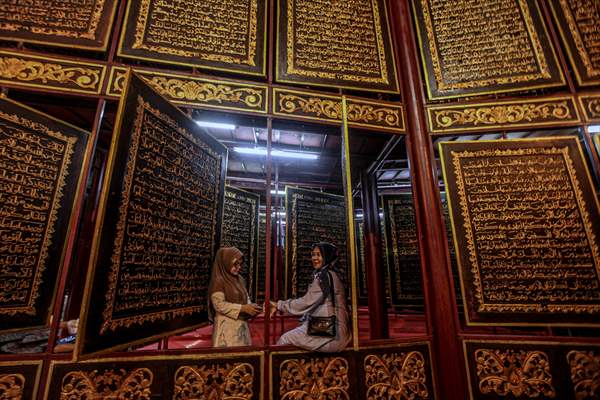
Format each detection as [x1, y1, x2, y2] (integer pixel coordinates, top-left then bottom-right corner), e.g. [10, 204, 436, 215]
[140, 308, 427, 350]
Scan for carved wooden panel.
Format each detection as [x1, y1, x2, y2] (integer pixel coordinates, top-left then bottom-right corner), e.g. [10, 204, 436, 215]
[107, 67, 268, 114]
[579, 94, 600, 123]
[356, 219, 391, 306]
[358, 342, 435, 400]
[427, 96, 581, 134]
[46, 353, 263, 400]
[464, 340, 600, 400]
[440, 137, 600, 325]
[271, 351, 355, 400]
[77, 73, 227, 358]
[0, 96, 90, 332]
[0, 50, 107, 95]
[549, 0, 600, 86]
[0, 0, 117, 50]
[221, 187, 260, 299]
[413, 0, 565, 99]
[0, 361, 41, 400]
[285, 187, 348, 298]
[118, 0, 267, 76]
[273, 89, 405, 132]
[276, 0, 398, 93]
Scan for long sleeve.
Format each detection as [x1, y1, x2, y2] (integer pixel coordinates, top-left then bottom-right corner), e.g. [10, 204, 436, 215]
[211, 291, 242, 320]
[277, 278, 324, 316]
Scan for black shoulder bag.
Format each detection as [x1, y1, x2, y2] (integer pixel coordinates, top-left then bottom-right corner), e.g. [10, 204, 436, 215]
[307, 270, 336, 337]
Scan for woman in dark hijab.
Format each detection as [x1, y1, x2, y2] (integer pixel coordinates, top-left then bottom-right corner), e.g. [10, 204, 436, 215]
[208, 247, 261, 347]
[269, 242, 351, 352]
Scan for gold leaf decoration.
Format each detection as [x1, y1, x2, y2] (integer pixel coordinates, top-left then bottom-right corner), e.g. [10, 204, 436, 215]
[147, 77, 263, 108]
[567, 350, 600, 400]
[587, 99, 600, 119]
[60, 368, 153, 400]
[0, 374, 25, 400]
[279, 357, 349, 400]
[364, 351, 429, 399]
[347, 103, 400, 128]
[278, 94, 341, 120]
[0, 57, 101, 90]
[434, 102, 572, 128]
[475, 349, 555, 398]
[173, 363, 254, 400]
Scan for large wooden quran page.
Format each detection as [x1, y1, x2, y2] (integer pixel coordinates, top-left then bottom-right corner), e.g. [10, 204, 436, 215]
[285, 187, 348, 298]
[0, 97, 89, 332]
[277, 0, 398, 92]
[549, 0, 600, 86]
[413, 0, 565, 99]
[0, 0, 117, 50]
[119, 0, 267, 76]
[221, 187, 259, 299]
[440, 137, 600, 325]
[77, 73, 227, 358]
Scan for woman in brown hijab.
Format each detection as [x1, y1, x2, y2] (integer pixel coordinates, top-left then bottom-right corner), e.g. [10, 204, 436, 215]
[208, 247, 261, 347]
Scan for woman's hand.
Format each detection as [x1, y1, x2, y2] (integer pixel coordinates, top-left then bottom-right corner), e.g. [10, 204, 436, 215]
[269, 301, 278, 318]
[240, 303, 262, 319]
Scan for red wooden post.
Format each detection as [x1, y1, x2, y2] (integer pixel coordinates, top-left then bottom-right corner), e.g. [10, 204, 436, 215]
[389, 0, 468, 398]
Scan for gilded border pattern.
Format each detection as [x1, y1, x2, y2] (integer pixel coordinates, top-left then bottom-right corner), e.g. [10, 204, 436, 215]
[100, 96, 222, 333]
[274, 89, 405, 132]
[0, 110, 77, 316]
[427, 97, 580, 133]
[0, 51, 106, 95]
[452, 146, 600, 314]
[131, 0, 258, 66]
[567, 350, 600, 400]
[107, 67, 267, 113]
[579, 95, 600, 123]
[0, 373, 25, 399]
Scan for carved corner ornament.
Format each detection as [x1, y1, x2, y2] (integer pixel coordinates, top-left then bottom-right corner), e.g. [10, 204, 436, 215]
[364, 351, 429, 399]
[279, 357, 349, 400]
[474, 349, 555, 398]
[60, 368, 153, 400]
[567, 350, 600, 400]
[0, 374, 25, 399]
[173, 363, 254, 400]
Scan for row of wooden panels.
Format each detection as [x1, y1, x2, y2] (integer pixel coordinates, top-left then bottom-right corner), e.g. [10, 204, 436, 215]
[1, 340, 598, 399]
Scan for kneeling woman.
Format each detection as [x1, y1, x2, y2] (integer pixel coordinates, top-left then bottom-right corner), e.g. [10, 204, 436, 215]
[270, 242, 351, 352]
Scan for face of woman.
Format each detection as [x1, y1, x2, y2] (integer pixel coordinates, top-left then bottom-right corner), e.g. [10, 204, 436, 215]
[229, 257, 243, 275]
[311, 247, 323, 270]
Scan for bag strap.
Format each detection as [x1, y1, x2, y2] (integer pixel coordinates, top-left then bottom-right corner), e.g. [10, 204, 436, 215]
[327, 270, 335, 308]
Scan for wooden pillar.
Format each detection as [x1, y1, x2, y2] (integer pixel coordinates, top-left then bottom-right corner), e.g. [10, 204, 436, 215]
[361, 171, 389, 339]
[389, 0, 467, 399]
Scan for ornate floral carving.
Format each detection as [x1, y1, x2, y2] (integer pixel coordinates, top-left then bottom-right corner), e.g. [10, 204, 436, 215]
[433, 101, 572, 129]
[364, 351, 429, 399]
[347, 103, 401, 128]
[147, 77, 263, 108]
[173, 363, 254, 400]
[567, 350, 600, 400]
[60, 368, 153, 400]
[278, 94, 341, 120]
[586, 98, 600, 120]
[279, 357, 349, 400]
[474, 349, 555, 398]
[0, 374, 25, 400]
[0, 56, 102, 91]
